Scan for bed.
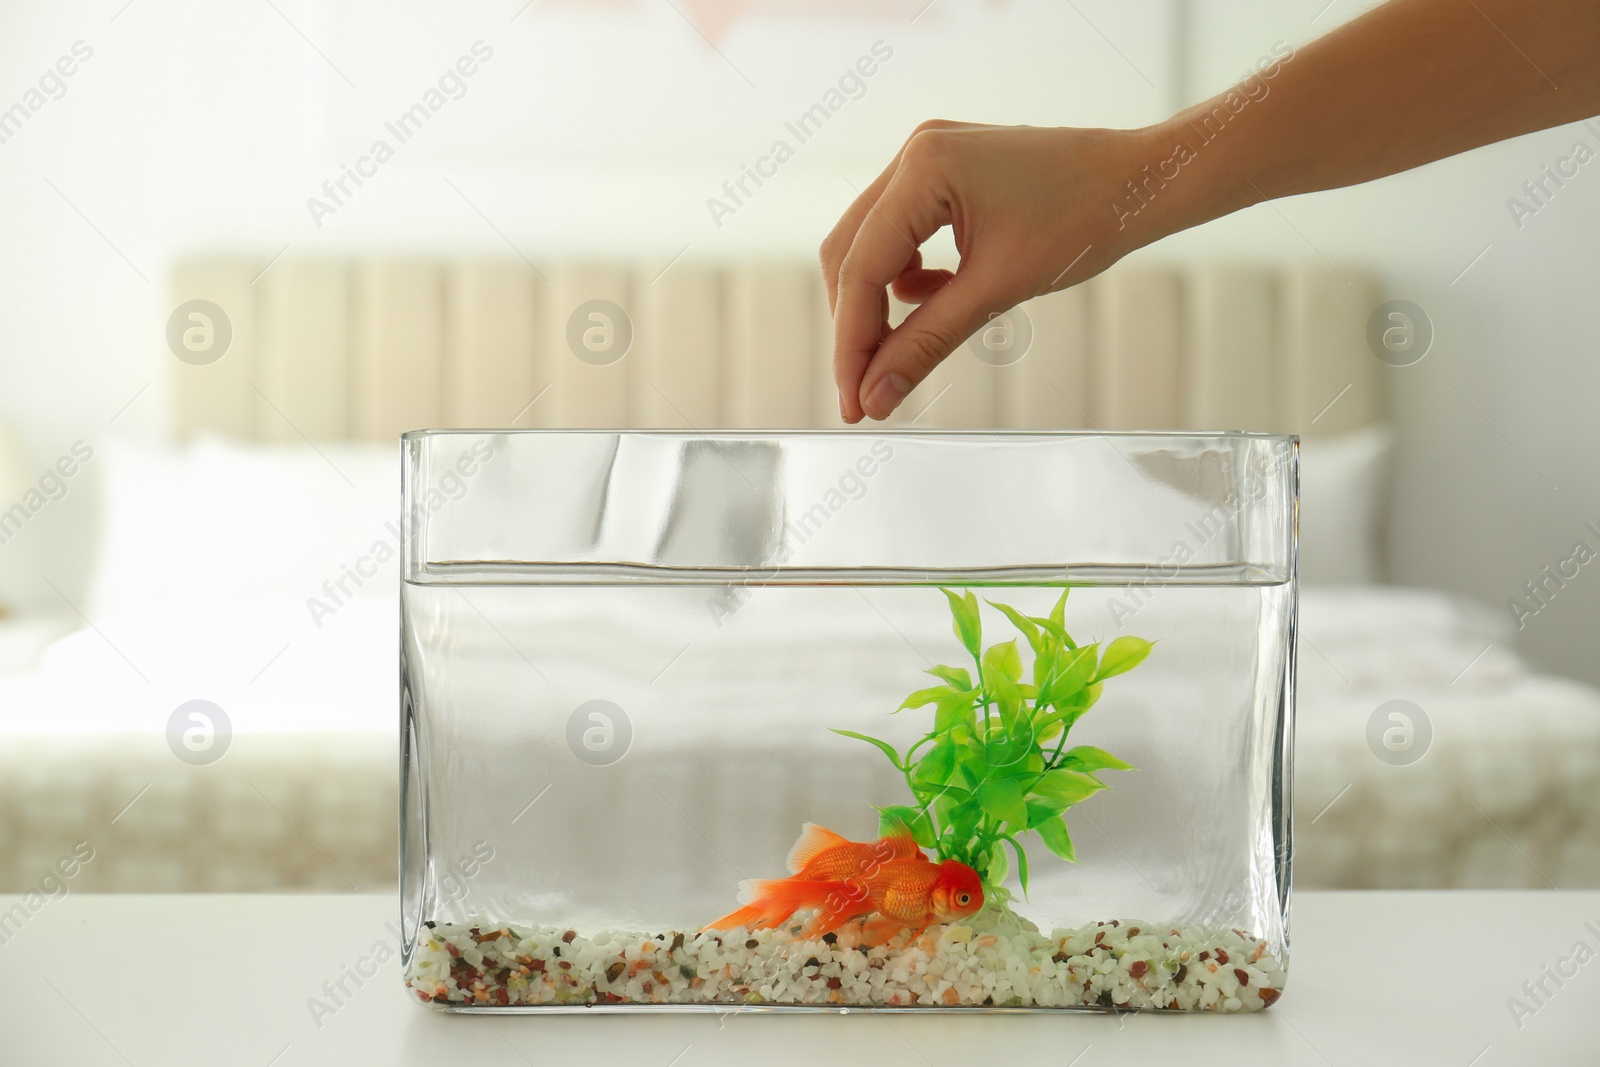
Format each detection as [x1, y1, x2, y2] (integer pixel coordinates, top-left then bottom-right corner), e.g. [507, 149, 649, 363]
[2, 256, 1595, 893]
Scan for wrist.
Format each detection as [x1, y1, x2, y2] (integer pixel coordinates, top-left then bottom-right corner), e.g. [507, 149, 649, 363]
[1103, 117, 1257, 254]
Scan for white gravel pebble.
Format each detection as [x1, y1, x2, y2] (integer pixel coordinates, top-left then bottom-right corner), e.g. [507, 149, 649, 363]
[409, 915, 1287, 1012]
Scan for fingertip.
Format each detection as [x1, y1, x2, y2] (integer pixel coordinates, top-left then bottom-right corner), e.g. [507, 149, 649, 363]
[861, 372, 911, 422]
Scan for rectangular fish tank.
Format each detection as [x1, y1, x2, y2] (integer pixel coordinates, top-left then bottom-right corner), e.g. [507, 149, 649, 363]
[400, 430, 1297, 1013]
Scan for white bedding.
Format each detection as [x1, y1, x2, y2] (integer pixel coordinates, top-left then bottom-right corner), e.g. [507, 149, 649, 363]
[2, 437, 1596, 892]
[2, 580, 1598, 893]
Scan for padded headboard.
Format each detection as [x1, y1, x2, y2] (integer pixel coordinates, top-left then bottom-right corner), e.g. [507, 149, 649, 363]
[169, 258, 1379, 439]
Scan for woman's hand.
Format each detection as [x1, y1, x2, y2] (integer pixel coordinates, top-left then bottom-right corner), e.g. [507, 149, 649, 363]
[819, 121, 1163, 423]
[819, 0, 1600, 424]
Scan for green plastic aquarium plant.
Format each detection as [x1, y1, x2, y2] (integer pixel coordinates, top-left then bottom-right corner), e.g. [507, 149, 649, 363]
[832, 587, 1153, 900]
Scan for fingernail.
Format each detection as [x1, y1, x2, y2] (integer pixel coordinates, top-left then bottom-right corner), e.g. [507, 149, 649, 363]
[864, 373, 910, 420]
[838, 389, 848, 422]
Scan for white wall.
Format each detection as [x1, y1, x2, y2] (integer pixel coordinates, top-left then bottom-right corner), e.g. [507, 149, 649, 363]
[0, 0, 1173, 611]
[1171, 0, 1600, 685]
[1, 0, 1597, 685]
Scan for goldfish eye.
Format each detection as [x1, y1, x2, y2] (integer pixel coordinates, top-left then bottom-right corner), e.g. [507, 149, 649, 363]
[957, 893, 971, 906]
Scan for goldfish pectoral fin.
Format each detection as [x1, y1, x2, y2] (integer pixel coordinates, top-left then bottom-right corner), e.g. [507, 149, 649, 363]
[859, 916, 910, 948]
[785, 823, 849, 874]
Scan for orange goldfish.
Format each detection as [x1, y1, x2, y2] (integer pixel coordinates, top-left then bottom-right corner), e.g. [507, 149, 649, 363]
[704, 823, 985, 945]
[704, 823, 923, 932]
[848, 857, 985, 946]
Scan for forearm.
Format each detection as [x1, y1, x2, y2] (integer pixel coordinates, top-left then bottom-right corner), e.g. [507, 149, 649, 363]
[1123, 0, 1600, 247]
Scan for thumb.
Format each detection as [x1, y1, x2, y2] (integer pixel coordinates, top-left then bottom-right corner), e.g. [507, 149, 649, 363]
[858, 267, 1007, 421]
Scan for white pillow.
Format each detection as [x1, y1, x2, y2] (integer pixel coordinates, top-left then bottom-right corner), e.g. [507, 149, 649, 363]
[86, 436, 400, 620]
[1296, 425, 1392, 585]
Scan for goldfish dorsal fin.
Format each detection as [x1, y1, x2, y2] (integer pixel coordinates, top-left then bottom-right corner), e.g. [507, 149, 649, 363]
[870, 815, 925, 861]
[786, 823, 848, 874]
[880, 831, 924, 861]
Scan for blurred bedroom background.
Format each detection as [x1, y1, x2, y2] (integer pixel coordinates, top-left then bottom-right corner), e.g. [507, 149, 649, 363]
[1, 0, 1597, 896]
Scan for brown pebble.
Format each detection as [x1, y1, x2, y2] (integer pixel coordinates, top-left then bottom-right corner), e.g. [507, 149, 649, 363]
[1174, 964, 1188, 984]
[827, 977, 842, 990]
[670, 933, 685, 952]
[558, 960, 571, 971]
[1198, 951, 1210, 962]
[745, 938, 759, 950]
[804, 957, 820, 968]
[1094, 931, 1105, 945]
[1051, 952, 1069, 964]
[869, 958, 886, 970]
[1109, 920, 1120, 928]
[822, 932, 838, 945]
[562, 930, 578, 944]
[1259, 987, 1281, 1006]
[1215, 949, 1229, 965]
[529, 959, 545, 973]
[1128, 960, 1148, 980]
[1127, 927, 1140, 937]
[605, 962, 625, 983]
[1234, 968, 1249, 986]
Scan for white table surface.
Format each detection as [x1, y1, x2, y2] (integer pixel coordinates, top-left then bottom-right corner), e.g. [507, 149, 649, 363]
[2, 891, 1596, 1066]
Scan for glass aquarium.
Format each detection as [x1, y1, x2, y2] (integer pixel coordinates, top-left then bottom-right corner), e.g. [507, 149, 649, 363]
[400, 430, 1297, 1013]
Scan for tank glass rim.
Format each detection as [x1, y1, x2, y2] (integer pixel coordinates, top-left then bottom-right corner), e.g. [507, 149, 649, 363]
[402, 428, 1298, 443]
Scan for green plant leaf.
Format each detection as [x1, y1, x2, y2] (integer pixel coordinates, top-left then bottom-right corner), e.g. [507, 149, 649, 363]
[926, 664, 973, 690]
[876, 805, 936, 849]
[994, 686, 1026, 735]
[1023, 797, 1069, 827]
[828, 728, 903, 771]
[1004, 834, 1031, 895]
[956, 758, 984, 791]
[1031, 642, 1057, 691]
[1056, 682, 1104, 730]
[1036, 814, 1077, 862]
[977, 778, 1029, 829]
[933, 691, 977, 734]
[913, 741, 958, 787]
[898, 685, 956, 712]
[1060, 745, 1135, 774]
[1041, 642, 1098, 702]
[987, 600, 1042, 654]
[1031, 616, 1069, 644]
[984, 840, 1009, 886]
[1048, 586, 1069, 629]
[982, 639, 1023, 687]
[1096, 635, 1154, 681]
[1033, 768, 1106, 806]
[934, 789, 976, 830]
[941, 587, 982, 661]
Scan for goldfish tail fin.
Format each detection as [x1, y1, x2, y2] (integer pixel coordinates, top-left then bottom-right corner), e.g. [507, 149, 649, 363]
[786, 823, 849, 874]
[707, 876, 869, 934]
[701, 904, 764, 933]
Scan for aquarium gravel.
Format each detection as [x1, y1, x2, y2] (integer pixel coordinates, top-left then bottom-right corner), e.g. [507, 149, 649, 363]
[409, 918, 1286, 1011]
